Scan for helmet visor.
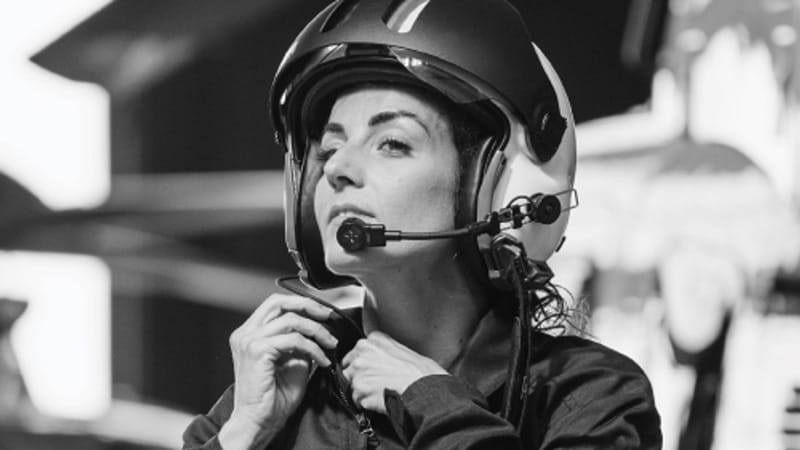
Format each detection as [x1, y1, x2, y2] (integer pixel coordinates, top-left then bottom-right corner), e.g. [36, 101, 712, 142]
[276, 43, 502, 164]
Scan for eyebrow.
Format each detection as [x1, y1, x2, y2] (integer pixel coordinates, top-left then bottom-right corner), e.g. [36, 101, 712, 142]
[321, 109, 431, 138]
[321, 122, 345, 136]
[368, 110, 430, 136]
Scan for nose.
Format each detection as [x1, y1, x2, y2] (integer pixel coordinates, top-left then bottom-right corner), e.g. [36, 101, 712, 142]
[322, 144, 364, 191]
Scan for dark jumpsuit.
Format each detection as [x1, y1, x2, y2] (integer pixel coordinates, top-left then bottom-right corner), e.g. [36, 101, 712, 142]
[183, 307, 662, 449]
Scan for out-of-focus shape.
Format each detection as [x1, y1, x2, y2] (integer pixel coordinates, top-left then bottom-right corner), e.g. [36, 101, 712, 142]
[621, 0, 670, 75]
[662, 0, 797, 95]
[623, 140, 799, 279]
[576, 69, 686, 156]
[1, 171, 284, 244]
[0, 298, 33, 424]
[567, 140, 800, 280]
[29, 0, 294, 98]
[570, 3, 800, 450]
[0, 0, 111, 210]
[0, 251, 111, 420]
[783, 386, 800, 450]
[87, 399, 194, 449]
[714, 310, 800, 450]
[689, 28, 795, 197]
[0, 169, 288, 312]
[580, 0, 800, 200]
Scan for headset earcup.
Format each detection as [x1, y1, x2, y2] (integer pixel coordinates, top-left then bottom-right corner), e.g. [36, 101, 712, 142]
[297, 150, 358, 289]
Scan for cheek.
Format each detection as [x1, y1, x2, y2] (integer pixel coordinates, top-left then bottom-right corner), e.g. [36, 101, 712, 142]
[389, 168, 458, 226]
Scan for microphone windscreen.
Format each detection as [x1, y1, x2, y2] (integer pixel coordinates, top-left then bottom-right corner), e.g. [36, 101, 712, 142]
[336, 217, 368, 252]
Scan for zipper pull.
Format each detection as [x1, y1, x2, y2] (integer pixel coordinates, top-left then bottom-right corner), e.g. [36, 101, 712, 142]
[356, 412, 379, 448]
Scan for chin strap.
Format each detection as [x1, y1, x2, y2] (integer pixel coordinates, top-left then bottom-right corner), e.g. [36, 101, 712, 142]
[489, 234, 553, 431]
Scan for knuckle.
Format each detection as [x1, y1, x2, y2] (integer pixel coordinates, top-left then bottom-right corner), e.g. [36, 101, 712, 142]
[287, 332, 305, 347]
[228, 329, 241, 347]
[310, 322, 327, 337]
[264, 293, 291, 311]
[349, 357, 362, 369]
[281, 312, 300, 328]
[242, 337, 261, 354]
[266, 292, 289, 302]
[350, 380, 363, 396]
[262, 294, 280, 309]
[355, 341, 374, 355]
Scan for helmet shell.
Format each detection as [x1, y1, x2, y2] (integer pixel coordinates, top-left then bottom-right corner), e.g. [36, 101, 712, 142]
[270, 0, 576, 289]
[271, 0, 562, 162]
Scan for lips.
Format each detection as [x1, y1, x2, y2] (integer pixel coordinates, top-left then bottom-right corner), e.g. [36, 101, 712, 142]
[327, 204, 374, 224]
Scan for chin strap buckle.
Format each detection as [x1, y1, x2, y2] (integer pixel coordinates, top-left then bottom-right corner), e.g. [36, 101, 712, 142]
[485, 233, 553, 292]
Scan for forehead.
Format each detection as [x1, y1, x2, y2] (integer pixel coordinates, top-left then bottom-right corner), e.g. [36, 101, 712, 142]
[328, 86, 447, 126]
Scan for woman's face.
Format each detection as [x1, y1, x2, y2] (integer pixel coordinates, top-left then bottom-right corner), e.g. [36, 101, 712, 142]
[313, 87, 460, 276]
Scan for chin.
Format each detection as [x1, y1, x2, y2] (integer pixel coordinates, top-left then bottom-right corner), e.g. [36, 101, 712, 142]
[323, 243, 372, 276]
[325, 239, 454, 277]
[324, 241, 415, 278]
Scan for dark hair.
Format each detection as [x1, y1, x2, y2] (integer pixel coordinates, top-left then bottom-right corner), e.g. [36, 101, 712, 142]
[428, 92, 489, 220]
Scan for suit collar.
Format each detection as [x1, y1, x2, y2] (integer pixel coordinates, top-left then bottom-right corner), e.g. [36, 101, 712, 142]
[332, 306, 513, 397]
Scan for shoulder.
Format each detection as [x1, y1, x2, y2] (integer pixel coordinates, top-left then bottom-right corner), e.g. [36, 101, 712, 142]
[534, 333, 649, 382]
[530, 333, 655, 408]
[526, 334, 663, 448]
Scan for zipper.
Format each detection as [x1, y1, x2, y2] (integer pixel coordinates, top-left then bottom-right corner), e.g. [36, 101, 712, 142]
[277, 278, 378, 447]
[330, 363, 380, 448]
[356, 412, 379, 448]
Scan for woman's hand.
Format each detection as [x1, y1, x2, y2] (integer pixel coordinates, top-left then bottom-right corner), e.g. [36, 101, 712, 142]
[219, 294, 338, 449]
[342, 331, 448, 414]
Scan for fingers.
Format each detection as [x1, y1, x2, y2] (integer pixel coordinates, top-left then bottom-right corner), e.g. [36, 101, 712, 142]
[364, 330, 403, 352]
[341, 338, 387, 413]
[232, 293, 337, 353]
[242, 293, 333, 330]
[341, 333, 448, 414]
[341, 341, 360, 368]
[269, 332, 333, 368]
[341, 361, 385, 414]
[341, 332, 401, 367]
[233, 328, 333, 368]
[257, 312, 339, 350]
[230, 294, 338, 370]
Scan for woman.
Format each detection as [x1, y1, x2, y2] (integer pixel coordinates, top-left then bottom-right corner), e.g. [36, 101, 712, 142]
[183, 0, 662, 448]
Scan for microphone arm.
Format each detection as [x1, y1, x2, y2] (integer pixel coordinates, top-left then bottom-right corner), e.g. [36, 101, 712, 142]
[335, 190, 576, 252]
[336, 217, 496, 252]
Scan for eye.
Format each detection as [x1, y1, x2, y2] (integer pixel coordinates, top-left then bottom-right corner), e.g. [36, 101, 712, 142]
[315, 142, 339, 161]
[378, 136, 411, 155]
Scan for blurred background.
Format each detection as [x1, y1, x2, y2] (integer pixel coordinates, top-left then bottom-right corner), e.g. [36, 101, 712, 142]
[1, 0, 799, 448]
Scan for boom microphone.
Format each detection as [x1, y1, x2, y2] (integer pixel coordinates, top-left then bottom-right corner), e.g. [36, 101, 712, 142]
[336, 218, 491, 252]
[335, 192, 565, 252]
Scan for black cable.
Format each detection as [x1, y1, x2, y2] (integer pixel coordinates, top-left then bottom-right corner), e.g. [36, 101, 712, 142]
[501, 253, 537, 430]
[275, 276, 365, 339]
